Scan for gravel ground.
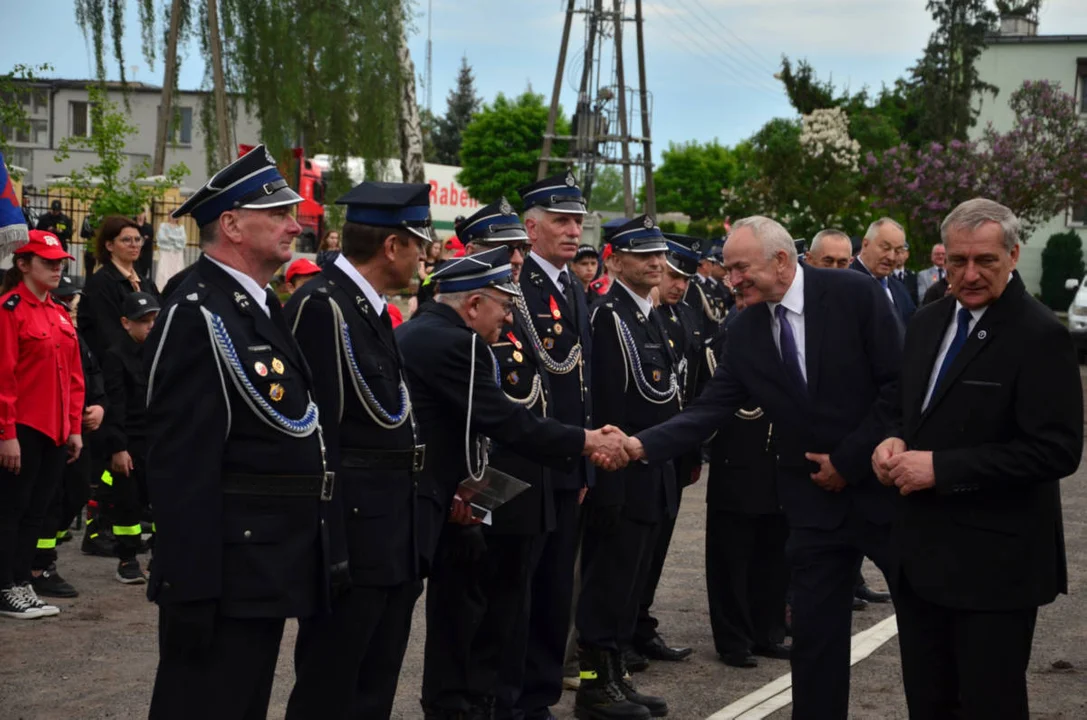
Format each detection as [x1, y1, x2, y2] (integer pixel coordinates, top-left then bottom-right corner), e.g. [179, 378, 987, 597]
[3, 376, 1086, 720]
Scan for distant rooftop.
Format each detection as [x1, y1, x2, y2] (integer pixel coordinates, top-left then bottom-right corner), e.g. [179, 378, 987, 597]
[987, 34, 1087, 44]
[13, 77, 217, 95]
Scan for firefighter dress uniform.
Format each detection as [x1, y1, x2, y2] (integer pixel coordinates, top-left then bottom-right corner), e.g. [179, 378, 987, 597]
[144, 146, 335, 720]
[284, 181, 433, 720]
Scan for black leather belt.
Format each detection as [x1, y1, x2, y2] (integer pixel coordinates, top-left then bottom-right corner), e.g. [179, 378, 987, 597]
[223, 472, 334, 501]
[341, 446, 426, 473]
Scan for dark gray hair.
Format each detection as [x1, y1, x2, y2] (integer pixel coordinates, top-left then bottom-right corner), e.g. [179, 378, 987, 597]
[729, 216, 797, 262]
[810, 228, 851, 256]
[940, 198, 1020, 252]
[863, 217, 905, 243]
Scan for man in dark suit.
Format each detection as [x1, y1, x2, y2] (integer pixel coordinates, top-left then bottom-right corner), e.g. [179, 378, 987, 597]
[850, 217, 915, 328]
[873, 198, 1082, 720]
[892, 243, 920, 306]
[618, 215, 902, 720]
[514, 171, 597, 719]
[283, 181, 433, 719]
[144, 146, 334, 719]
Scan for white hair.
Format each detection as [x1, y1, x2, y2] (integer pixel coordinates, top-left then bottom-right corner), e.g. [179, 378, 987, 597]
[863, 217, 905, 243]
[522, 206, 548, 224]
[810, 228, 851, 257]
[729, 215, 797, 262]
[940, 198, 1020, 252]
[435, 290, 473, 308]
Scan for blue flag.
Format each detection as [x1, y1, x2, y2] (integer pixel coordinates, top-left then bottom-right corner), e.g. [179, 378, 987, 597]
[0, 153, 29, 260]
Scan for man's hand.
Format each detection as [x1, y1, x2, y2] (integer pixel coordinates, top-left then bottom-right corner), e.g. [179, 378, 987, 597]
[886, 450, 935, 496]
[110, 450, 133, 476]
[586, 426, 630, 471]
[448, 495, 482, 526]
[83, 405, 104, 432]
[623, 435, 646, 462]
[0, 438, 21, 474]
[872, 437, 907, 486]
[805, 452, 846, 492]
[66, 434, 83, 464]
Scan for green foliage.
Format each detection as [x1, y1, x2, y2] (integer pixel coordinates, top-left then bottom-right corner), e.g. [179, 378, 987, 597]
[74, 0, 157, 90]
[1039, 230, 1085, 310]
[431, 56, 481, 166]
[53, 87, 187, 223]
[419, 107, 439, 163]
[648, 140, 738, 221]
[995, 0, 1041, 19]
[589, 166, 628, 213]
[0, 64, 53, 179]
[657, 220, 677, 234]
[685, 218, 723, 240]
[458, 91, 570, 206]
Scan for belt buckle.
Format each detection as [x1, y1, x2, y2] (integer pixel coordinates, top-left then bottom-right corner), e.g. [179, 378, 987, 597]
[321, 471, 335, 501]
[412, 445, 426, 473]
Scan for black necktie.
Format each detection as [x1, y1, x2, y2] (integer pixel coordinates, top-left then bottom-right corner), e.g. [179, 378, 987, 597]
[379, 306, 393, 335]
[558, 271, 578, 332]
[265, 288, 291, 339]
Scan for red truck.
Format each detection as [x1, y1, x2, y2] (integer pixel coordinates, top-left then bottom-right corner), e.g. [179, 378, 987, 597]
[238, 145, 326, 247]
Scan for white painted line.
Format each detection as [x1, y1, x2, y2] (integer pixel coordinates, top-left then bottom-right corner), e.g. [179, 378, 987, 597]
[706, 614, 900, 720]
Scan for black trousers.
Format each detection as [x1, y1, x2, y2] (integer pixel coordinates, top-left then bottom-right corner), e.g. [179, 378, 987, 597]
[895, 572, 1039, 720]
[109, 447, 149, 560]
[0, 425, 67, 587]
[577, 512, 660, 652]
[705, 508, 790, 656]
[785, 514, 892, 720]
[513, 488, 582, 719]
[287, 580, 422, 720]
[33, 446, 91, 569]
[633, 487, 685, 646]
[149, 610, 285, 720]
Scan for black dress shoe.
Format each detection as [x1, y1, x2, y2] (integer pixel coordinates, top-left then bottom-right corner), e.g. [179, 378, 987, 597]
[752, 643, 791, 660]
[623, 647, 650, 673]
[636, 635, 693, 662]
[852, 596, 869, 611]
[719, 651, 758, 668]
[855, 585, 892, 603]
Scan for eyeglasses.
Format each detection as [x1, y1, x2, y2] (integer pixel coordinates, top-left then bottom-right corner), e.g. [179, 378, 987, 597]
[476, 241, 532, 254]
[114, 235, 145, 246]
[479, 293, 516, 315]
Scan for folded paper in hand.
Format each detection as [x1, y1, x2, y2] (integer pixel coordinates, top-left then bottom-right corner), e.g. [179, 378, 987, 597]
[458, 467, 531, 525]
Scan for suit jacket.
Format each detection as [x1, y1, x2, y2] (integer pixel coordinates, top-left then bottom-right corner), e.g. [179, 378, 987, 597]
[284, 262, 418, 588]
[894, 268, 920, 306]
[889, 274, 1082, 611]
[518, 254, 594, 491]
[143, 255, 327, 619]
[637, 265, 902, 530]
[396, 302, 584, 569]
[660, 300, 705, 488]
[916, 264, 946, 300]
[708, 406, 780, 515]
[590, 284, 681, 522]
[850, 258, 916, 327]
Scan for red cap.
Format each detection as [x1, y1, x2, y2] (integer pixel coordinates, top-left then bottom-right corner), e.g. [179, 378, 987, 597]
[14, 230, 74, 261]
[444, 237, 464, 252]
[285, 258, 322, 284]
[601, 243, 614, 262]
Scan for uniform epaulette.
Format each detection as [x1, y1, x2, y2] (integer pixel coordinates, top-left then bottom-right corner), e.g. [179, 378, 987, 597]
[2, 294, 20, 311]
[180, 283, 209, 304]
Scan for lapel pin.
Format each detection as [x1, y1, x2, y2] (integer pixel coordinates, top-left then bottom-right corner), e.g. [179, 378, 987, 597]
[269, 383, 285, 402]
[512, 350, 524, 363]
[977, 330, 987, 340]
[254, 361, 269, 377]
[271, 358, 285, 374]
[507, 371, 520, 385]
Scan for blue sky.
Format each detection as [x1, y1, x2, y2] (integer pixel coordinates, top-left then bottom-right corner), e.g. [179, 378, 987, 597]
[5, 0, 1087, 162]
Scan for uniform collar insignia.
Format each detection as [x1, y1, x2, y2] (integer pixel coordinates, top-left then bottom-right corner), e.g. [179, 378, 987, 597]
[233, 291, 250, 309]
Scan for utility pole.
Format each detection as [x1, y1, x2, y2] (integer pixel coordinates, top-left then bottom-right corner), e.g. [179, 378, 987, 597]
[425, 0, 433, 113]
[539, 0, 577, 180]
[612, 0, 634, 217]
[634, 0, 655, 216]
[207, 0, 232, 166]
[153, 0, 184, 176]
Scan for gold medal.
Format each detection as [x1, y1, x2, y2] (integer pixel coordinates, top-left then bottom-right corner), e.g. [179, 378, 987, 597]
[652, 369, 662, 382]
[271, 358, 285, 375]
[269, 383, 285, 402]
[507, 371, 520, 385]
[542, 337, 555, 350]
[254, 361, 268, 377]
[512, 350, 524, 363]
[553, 323, 563, 336]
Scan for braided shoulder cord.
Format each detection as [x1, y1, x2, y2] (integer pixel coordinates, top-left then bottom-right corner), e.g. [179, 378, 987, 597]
[329, 300, 412, 430]
[513, 295, 582, 374]
[612, 313, 679, 406]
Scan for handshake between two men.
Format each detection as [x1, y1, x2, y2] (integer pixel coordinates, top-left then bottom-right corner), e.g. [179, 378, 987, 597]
[583, 429, 646, 472]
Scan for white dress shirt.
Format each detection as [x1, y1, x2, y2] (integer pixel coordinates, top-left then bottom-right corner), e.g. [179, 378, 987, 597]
[334, 253, 386, 315]
[615, 277, 654, 318]
[856, 256, 895, 306]
[767, 264, 807, 382]
[206, 255, 272, 317]
[529, 250, 571, 296]
[921, 301, 988, 410]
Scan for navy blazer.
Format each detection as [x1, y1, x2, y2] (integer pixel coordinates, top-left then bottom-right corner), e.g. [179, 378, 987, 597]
[637, 265, 902, 530]
[850, 258, 916, 328]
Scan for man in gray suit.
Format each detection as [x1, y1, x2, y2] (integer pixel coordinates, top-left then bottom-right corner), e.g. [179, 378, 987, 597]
[916, 243, 947, 299]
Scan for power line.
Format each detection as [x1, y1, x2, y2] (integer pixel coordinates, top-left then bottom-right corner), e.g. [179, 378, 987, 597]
[679, 0, 782, 78]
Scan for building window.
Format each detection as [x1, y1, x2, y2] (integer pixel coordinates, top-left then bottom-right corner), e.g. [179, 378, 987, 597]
[32, 89, 48, 115]
[1080, 73, 1087, 114]
[165, 106, 194, 145]
[70, 101, 91, 137]
[1072, 203, 1087, 227]
[30, 119, 47, 145]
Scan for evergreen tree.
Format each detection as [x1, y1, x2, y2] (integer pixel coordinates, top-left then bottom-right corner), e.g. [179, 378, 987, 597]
[432, 56, 481, 166]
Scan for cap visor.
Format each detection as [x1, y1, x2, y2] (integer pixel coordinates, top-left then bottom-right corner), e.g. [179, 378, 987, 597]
[544, 202, 588, 215]
[240, 186, 304, 209]
[493, 281, 523, 297]
[409, 225, 434, 243]
[126, 307, 160, 320]
[621, 242, 668, 254]
[31, 248, 76, 261]
[666, 258, 697, 277]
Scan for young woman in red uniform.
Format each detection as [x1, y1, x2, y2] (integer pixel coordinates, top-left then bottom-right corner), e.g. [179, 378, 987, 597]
[0, 230, 85, 619]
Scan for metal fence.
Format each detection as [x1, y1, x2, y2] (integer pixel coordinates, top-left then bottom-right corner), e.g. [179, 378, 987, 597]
[20, 189, 202, 283]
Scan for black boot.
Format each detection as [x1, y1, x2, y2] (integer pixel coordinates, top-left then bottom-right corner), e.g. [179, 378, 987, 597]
[574, 647, 651, 720]
[613, 650, 669, 717]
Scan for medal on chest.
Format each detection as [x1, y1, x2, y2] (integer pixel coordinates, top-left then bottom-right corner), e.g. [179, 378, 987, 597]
[549, 295, 562, 321]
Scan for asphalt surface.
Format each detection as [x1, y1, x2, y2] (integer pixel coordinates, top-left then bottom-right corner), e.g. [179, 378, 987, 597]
[3, 378, 1086, 719]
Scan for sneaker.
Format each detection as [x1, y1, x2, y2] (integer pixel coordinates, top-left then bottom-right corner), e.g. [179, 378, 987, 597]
[82, 532, 117, 558]
[0, 585, 44, 619]
[18, 583, 60, 617]
[116, 559, 147, 584]
[32, 566, 79, 598]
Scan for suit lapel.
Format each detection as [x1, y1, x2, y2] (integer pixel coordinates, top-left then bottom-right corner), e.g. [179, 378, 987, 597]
[325, 263, 397, 355]
[802, 269, 824, 398]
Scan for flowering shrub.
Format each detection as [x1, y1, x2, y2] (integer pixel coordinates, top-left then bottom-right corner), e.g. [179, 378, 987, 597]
[800, 108, 862, 172]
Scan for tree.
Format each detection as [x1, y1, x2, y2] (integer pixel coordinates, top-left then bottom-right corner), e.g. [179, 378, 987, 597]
[74, 0, 153, 88]
[419, 107, 439, 163]
[589, 167, 627, 213]
[457, 91, 570, 206]
[908, 0, 999, 145]
[0, 64, 52, 179]
[649, 141, 738, 220]
[53, 87, 187, 223]
[431, 56, 481, 166]
[1040, 230, 1085, 310]
[394, 11, 425, 183]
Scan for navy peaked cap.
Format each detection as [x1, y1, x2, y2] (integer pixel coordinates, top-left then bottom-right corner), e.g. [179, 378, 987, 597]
[456, 197, 528, 245]
[431, 246, 521, 297]
[337, 181, 433, 243]
[608, 215, 667, 254]
[519, 170, 586, 215]
[173, 144, 302, 227]
[663, 233, 704, 276]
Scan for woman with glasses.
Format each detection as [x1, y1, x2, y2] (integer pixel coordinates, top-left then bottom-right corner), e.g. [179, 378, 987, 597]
[78, 215, 163, 359]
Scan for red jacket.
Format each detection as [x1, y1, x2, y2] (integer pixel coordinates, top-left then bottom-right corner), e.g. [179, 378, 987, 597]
[0, 281, 85, 446]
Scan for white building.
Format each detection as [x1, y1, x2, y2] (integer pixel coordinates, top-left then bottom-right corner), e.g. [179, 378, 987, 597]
[971, 16, 1087, 292]
[2, 78, 262, 188]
